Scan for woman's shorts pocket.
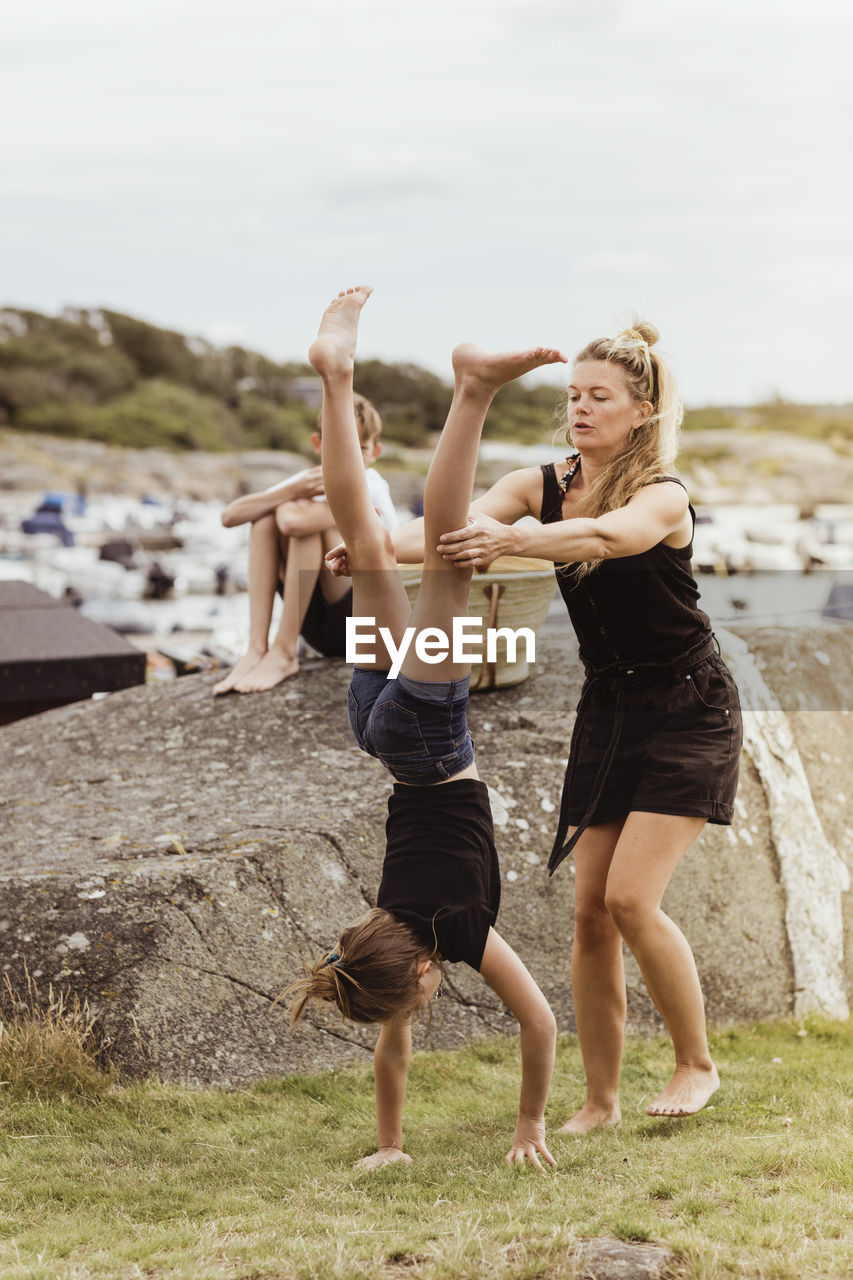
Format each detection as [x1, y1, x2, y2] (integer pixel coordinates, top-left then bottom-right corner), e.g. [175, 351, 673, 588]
[683, 658, 737, 719]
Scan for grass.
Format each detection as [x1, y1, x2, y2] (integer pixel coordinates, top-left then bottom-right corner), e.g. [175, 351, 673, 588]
[0, 1004, 851, 1280]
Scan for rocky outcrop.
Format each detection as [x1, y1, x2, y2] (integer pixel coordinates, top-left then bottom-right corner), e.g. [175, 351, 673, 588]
[1, 622, 850, 1085]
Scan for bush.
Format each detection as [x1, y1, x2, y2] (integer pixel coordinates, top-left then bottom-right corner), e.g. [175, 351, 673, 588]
[237, 395, 316, 451]
[0, 968, 113, 1100]
[683, 406, 740, 431]
[86, 380, 242, 451]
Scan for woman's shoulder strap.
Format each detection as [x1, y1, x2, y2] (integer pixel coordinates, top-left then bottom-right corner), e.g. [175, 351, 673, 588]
[650, 475, 687, 492]
[540, 454, 581, 524]
[539, 461, 562, 524]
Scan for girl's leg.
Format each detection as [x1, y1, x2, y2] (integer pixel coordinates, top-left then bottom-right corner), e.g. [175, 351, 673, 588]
[603, 812, 718, 1117]
[308, 287, 410, 669]
[560, 820, 626, 1134]
[402, 342, 567, 683]
[213, 513, 282, 694]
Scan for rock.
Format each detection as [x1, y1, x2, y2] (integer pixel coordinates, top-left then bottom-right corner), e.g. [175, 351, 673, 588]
[563, 1238, 680, 1279]
[1, 621, 851, 1086]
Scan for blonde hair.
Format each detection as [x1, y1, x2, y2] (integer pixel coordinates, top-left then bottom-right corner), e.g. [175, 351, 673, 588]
[316, 393, 382, 446]
[561, 318, 683, 579]
[352, 392, 383, 446]
[285, 908, 438, 1026]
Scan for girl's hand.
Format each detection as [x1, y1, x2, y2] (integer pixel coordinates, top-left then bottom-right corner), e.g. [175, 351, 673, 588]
[506, 1117, 556, 1171]
[437, 514, 513, 570]
[356, 1147, 413, 1171]
[324, 541, 351, 577]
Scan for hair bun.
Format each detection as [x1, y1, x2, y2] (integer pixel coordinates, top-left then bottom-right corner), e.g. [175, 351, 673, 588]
[620, 319, 659, 348]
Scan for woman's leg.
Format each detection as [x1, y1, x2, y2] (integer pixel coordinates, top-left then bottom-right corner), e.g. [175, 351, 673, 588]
[603, 811, 718, 1117]
[308, 287, 410, 669]
[560, 820, 627, 1134]
[402, 342, 566, 683]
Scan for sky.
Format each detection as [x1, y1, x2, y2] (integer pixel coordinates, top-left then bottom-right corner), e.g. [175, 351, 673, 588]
[2, 0, 852, 406]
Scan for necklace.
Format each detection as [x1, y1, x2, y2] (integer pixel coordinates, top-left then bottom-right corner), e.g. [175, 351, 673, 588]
[557, 453, 582, 496]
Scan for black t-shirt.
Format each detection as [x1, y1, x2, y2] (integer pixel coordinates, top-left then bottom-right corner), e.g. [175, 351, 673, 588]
[377, 778, 500, 971]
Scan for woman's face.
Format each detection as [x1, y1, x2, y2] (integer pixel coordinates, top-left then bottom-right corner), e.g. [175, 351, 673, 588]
[567, 360, 648, 456]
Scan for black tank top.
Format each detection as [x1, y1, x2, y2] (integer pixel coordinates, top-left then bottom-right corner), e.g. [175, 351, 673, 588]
[540, 458, 712, 670]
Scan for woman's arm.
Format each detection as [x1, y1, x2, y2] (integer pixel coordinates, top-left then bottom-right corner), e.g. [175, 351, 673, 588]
[478, 928, 557, 1169]
[438, 481, 690, 569]
[356, 1017, 414, 1169]
[388, 466, 543, 563]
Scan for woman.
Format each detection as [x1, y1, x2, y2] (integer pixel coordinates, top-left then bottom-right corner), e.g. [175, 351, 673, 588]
[433, 320, 742, 1131]
[288, 285, 562, 1169]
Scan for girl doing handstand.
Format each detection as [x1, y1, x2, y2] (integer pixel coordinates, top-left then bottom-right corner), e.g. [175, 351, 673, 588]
[288, 286, 564, 1169]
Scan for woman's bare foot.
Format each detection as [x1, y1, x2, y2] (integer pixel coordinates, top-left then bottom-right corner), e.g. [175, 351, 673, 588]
[645, 1063, 719, 1117]
[234, 648, 299, 693]
[451, 343, 568, 397]
[213, 648, 266, 695]
[558, 1101, 622, 1135]
[355, 1147, 413, 1171]
[308, 286, 373, 377]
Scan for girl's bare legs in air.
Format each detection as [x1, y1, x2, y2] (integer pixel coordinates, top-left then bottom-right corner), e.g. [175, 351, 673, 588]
[308, 286, 567, 679]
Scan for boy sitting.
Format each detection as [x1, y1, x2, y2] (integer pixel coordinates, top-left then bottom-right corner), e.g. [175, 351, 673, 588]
[213, 393, 395, 694]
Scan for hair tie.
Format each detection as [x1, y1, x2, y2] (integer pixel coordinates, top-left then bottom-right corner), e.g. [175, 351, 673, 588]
[322, 952, 340, 966]
[623, 327, 646, 345]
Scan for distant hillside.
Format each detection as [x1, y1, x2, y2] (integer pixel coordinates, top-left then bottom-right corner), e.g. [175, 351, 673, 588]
[0, 306, 558, 452]
[1, 306, 851, 455]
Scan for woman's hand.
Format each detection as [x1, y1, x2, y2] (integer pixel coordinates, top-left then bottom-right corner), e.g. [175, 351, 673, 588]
[506, 1116, 556, 1170]
[356, 1147, 413, 1171]
[437, 514, 515, 570]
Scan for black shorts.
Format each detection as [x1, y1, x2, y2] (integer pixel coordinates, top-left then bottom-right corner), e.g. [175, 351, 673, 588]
[564, 652, 742, 827]
[277, 578, 352, 657]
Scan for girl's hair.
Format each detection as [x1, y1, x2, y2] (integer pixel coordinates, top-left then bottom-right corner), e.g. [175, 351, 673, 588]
[560, 318, 684, 580]
[286, 908, 436, 1026]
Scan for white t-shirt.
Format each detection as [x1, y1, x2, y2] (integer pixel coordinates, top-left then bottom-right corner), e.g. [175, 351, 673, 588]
[265, 466, 397, 530]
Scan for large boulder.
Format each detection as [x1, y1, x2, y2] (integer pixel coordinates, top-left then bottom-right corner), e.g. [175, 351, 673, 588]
[1, 621, 850, 1085]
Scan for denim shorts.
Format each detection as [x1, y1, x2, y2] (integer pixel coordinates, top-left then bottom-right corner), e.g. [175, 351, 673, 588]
[347, 667, 475, 785]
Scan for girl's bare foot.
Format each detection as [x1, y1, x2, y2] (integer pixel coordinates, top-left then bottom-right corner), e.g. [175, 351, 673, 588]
[213, 648, 266, 695]
[451, 343, 568, 397]
[645, 1063, 719, 1117]
[356, 1147, 413, 1171]
[308, 286, 373, 377]
[234, 648, 299, 693]
[558, 1101, 622, 1135]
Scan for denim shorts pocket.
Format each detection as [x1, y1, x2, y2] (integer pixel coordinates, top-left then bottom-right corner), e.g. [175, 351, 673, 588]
[367, 698, 431, 760]
[683, 661, 735, 719]
[347, 684, 368, 751]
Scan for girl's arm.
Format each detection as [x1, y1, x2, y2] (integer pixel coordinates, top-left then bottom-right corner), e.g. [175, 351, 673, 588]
[438, 481, 690, 568]
[479, 928, 557, 1169]
[356, 1017, 414, 1170]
